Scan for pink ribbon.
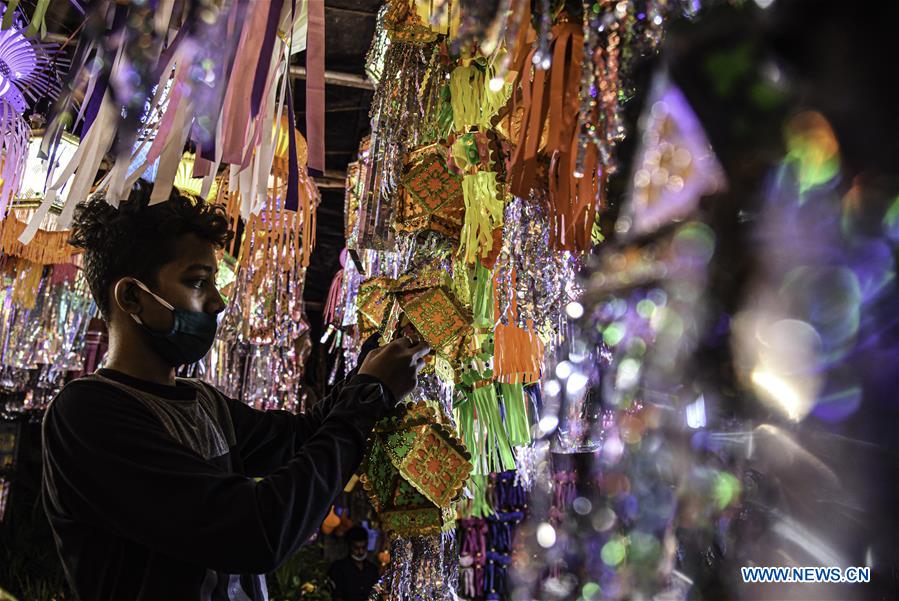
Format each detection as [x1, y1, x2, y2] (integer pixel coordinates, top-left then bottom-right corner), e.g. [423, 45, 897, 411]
[220, 0, 276, 165]
[305, 0, 325, 174]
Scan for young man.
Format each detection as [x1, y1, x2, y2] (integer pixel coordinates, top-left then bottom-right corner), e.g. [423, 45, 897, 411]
[42, 181, 429, 601]
[327, 526, 380, 601]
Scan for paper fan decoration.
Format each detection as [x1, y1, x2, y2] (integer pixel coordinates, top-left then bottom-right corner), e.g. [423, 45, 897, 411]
[1, 98, 29, 215]
[0, 24, 67, 113]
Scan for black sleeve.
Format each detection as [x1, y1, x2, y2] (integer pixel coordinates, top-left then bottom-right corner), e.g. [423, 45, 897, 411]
[226, 374, 389, 477]
[42, 376, 390, 574]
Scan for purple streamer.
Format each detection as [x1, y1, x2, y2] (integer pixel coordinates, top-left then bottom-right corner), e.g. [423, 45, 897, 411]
[284, 80, 300, 212]
[249, 0, 285, 120]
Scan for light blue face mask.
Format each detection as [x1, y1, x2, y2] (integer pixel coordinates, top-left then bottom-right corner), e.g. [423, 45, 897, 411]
[130, 280, 218, 367]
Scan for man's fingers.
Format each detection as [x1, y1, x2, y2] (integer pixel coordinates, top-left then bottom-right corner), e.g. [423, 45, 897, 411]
[409, 341, 431, 361]
[385, 336, 414, 350]
[361, 344, 385, 363]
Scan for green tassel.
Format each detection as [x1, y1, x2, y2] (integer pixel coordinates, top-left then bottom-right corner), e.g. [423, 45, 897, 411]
[479, 54, 513, 130]
[435, 84, 454, 140]
[459, 171, 503, 264]
[24, 0, 50, 38]
[472, 385, 516, 472]
[468, 474, 493, 518]
[500, 383, 531, 446]
[1, 0, 21, 30]
[455, 393, 486, 475]
[471, 262, 493, 329]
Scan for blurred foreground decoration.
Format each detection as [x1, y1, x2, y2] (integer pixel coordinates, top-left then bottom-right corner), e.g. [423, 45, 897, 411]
[511, 2, 899, 600]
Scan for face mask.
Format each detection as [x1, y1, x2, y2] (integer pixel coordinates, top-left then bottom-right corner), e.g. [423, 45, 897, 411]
[129, 280, 218, 367]
[351, 551, 368, 562]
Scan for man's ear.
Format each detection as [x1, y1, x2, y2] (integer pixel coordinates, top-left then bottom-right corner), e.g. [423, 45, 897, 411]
[112, 278, 142, 318]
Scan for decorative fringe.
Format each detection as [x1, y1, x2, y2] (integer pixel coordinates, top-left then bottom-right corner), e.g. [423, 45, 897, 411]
[449, 64, 483, 132]
[371, 533, 459, 601]
[458, 518, 487, 599]
[0, 214, 78, 265]
[479, 54, 513, 130]
[237, 205, 306, 289]
[459, 171, 503, 264]
[492, 268, 544, 384]
[212, 145, 318, 269]
[471, 262, 493, 329]
[499, 382, 531, 446]
[0, 99, 29, 216]
[448, 57, 512, 135]
[505, 19, 601, 251]
[467, 473, 493, 519]
[471, 384, 516, 473]
[493, 322, 543, 384]
[323, 265, 344, 326]
[455, 395, 479, 472]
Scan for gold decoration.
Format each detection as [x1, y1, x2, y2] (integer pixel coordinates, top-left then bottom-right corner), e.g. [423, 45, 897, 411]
[361, 400, 471, 537]
[396, 144, 465, 238]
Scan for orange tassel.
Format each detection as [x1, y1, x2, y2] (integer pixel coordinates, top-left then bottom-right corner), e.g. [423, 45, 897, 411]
[492, 268, 544, 384]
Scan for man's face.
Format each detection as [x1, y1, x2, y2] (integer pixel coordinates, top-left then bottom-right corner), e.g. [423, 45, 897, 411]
[128, 233, 225, 331]
[350, 540, 367, 558]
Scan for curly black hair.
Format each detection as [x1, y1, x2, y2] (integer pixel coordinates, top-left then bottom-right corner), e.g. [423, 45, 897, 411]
[69, 180, 232, 320]
[345, 526, 369, 544]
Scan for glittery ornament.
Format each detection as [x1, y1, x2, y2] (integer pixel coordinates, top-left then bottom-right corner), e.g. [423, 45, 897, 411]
[617, 71, 725, 237]
[366, 5, 393, 84]
[397, 143, 466, 239]
[370, 532, 460, 601]
[0, 261, 96, 402]
[364, 40, 447, 251]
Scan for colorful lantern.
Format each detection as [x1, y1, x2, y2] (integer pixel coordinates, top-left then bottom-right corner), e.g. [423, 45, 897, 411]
[357, 265, 474, 382]
[361, 400, 471, 537]
[397, 143, 465, 239]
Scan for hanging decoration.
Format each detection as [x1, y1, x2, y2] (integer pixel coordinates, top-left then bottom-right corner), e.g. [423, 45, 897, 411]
[0, 260, 96, 406]
[18, 0, 317, 252]
[17, 131, 80, 206]
[0, 15, 67, 114]
[200, 125, 318, 411]
[618, 72, 726, 237]
[323, 1, 696, 598]
[361, 400, 471, 537]
[0, 99, 28, 215]
[458, 470, 527, 600]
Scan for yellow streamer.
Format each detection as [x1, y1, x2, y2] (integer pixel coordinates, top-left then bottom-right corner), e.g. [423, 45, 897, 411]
[449, 65, 483, 132]
[480, 54, 513, 130]
[459, 171, 503, 264]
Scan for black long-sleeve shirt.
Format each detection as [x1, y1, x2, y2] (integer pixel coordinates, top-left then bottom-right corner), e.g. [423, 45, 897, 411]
[41, 368, 390, 601]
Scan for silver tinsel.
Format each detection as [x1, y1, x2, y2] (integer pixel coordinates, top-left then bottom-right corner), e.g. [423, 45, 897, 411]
[371, 533, 461, 601]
